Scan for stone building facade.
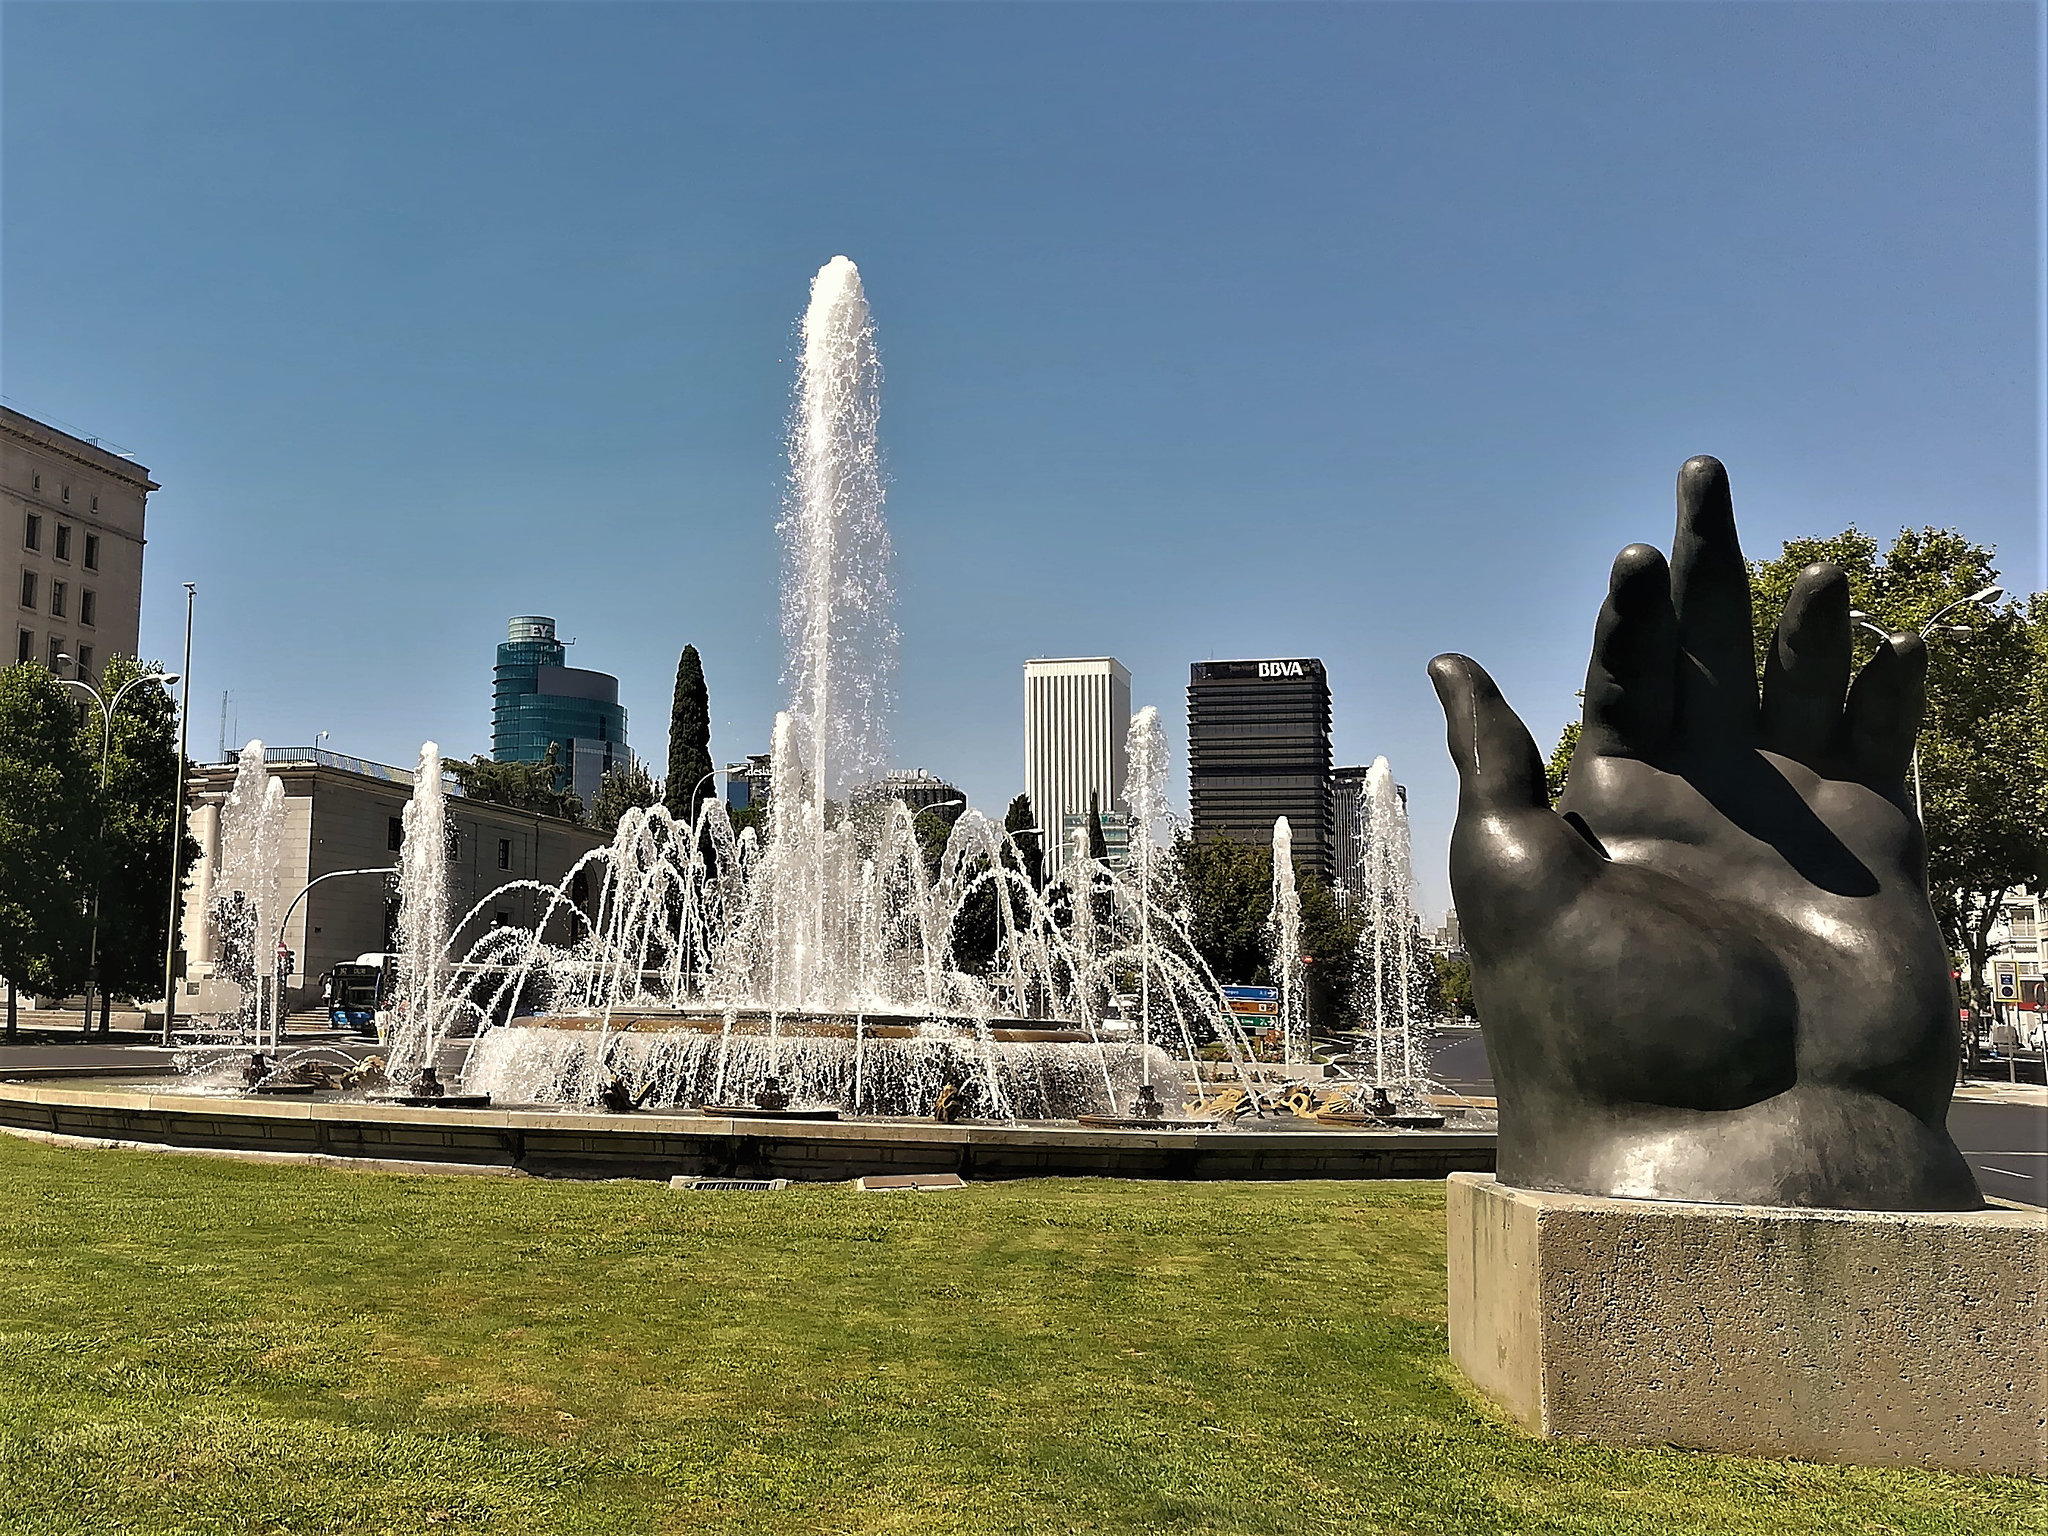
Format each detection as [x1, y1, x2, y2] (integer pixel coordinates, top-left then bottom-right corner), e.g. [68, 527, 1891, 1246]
[2, 405, 155, 679]
[177, 746, 609, 1015]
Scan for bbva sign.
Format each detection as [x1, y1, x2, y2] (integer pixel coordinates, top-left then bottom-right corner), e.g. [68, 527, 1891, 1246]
[1258, 661, 1308, 678]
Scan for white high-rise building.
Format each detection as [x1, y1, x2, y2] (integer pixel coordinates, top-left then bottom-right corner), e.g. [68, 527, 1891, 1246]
[1023, 657, 1131, 877]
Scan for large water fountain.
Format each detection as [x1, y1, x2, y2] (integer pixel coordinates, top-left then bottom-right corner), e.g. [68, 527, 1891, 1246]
[375, 258, 1261, 1122]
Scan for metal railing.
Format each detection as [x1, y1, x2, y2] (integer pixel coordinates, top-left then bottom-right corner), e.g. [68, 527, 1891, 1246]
[208, 746, 464, 795]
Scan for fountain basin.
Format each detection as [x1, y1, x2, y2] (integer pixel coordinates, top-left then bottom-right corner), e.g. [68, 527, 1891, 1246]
[0, 1079, 1497, 1184]
[468, 1019, 1186, 1122]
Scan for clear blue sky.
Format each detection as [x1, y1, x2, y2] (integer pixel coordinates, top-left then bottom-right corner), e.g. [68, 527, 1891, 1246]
[4, 2, 2039, 916]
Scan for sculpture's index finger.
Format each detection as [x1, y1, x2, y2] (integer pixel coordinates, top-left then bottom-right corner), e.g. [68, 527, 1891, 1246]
[1669, 455, 1759, 745]
[1582, 542, 1677, 759]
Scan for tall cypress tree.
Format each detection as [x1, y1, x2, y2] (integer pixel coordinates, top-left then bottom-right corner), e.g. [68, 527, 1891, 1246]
[1004, 792, 1042, 892]
[663, 645, 713, 822]
[1085, 790, 1108, 861]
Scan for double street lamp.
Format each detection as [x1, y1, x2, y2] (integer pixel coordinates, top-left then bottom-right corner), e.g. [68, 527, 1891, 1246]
[55, 656, 179, 1034]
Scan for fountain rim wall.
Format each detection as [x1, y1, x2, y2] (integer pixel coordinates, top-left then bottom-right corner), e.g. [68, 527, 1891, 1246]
[0, 1080, 1498, 1184]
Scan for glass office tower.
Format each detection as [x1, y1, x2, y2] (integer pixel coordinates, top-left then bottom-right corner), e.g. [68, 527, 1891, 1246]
[491, 615, 628, 809]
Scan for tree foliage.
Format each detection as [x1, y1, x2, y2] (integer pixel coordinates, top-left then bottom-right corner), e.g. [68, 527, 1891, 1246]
[1170, 832, 1361, 1034]
[1545, 721, 1580, 808]
[0, 663, 94, 1027]
[1003, 793, 1042, 892]
[1749, 527, 2046, 1006]
[593, 757, 658, 834]
[1085, 792, 1108, 862]
[85, 657, 201, 1004]
[663, 645, 713, 823]
[1429, 951, 1474, 1019]
[451, 743, 584, 823]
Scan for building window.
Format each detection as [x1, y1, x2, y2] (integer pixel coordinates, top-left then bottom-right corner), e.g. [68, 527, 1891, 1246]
[493, 910, 510, 928]
[60, 485, 69, 504]
[30, 473, 39, 492]
[46, 637, 61, 671]
[16, 630, 31, 665]
[90, 495, 98, 513]
[79, 590, 95, 627]
[54, 524, 70, 561]
[75, 645, 92, 679]
[24, 513, 41, 551]
[497, 837, 511, 870]
[48, 582, 65, 619]
[83, 534, 99, 570]
[387, 816, 403, 852]
[19, 571, 35, 610]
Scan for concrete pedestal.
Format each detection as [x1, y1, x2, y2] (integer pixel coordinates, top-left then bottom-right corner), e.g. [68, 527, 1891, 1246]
[1447, 1172, 2047, 1476]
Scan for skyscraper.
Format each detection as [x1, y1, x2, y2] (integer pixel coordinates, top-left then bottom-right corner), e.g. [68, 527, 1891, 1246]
[1023, 657, 1131, 877]
[1187, 658, 1334, 883]
[1330, 764, 1405, 900]
[1329, 764, 1370, 896]
[491, 615, 629, 809]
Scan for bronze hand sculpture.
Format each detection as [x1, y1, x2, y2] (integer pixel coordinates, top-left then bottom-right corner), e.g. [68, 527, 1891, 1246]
[1430, 456, 1981, 1210]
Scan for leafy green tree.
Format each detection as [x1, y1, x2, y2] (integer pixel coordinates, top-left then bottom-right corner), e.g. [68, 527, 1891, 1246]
[1003, 793, 1042, 892]
[1429, 951, 1475, 1019]
[593, 757, 658, 834]
[663, 645, 713, 823]
[1170, 831, 1362, 1035]
[1173, 832, 1272, 989]
[1297, 870, 1362, 1035]
[912, 808, 952, 881]
[1545, 721, 1580, 808]
[451, 743, 584, 823]
[1749, 528, 2046, 1012]
[0, 663, 93, 1037]
[84, 657, 200, 1019]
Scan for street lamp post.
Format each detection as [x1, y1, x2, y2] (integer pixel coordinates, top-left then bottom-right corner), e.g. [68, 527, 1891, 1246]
[158, 584, 196, 1046]
[57, 657, 180, 1035]
[268, 867, 397, 1049]
[1849, 584, 2003, 827]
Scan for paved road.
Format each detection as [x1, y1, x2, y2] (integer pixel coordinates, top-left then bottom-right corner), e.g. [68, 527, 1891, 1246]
[1425, 1029, 2047, 1208]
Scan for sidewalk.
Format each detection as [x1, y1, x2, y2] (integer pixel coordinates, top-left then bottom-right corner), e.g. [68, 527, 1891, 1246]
[1954, 1078, 2048, 1108]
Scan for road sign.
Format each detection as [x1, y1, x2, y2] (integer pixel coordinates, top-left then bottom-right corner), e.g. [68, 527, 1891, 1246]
[1223, 986, 1278, 1001]
[1223, 984, 1280, 1018]
[1993, 963, 2020, 1002]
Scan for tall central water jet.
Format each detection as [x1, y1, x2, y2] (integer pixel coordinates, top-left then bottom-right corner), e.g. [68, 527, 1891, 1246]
[775, 256, 897, 1007]
[784, 255, 895, 806]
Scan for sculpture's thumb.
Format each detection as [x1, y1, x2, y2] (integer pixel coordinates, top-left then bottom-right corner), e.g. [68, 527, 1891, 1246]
[1428, 654, 1549, 818]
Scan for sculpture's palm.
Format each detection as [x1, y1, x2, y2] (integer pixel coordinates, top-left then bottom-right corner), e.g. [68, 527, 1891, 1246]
[1430, 457, 1980, 1210]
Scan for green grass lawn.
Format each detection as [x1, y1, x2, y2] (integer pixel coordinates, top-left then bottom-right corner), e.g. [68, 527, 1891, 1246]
[0, 1135, 2035, 1536]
